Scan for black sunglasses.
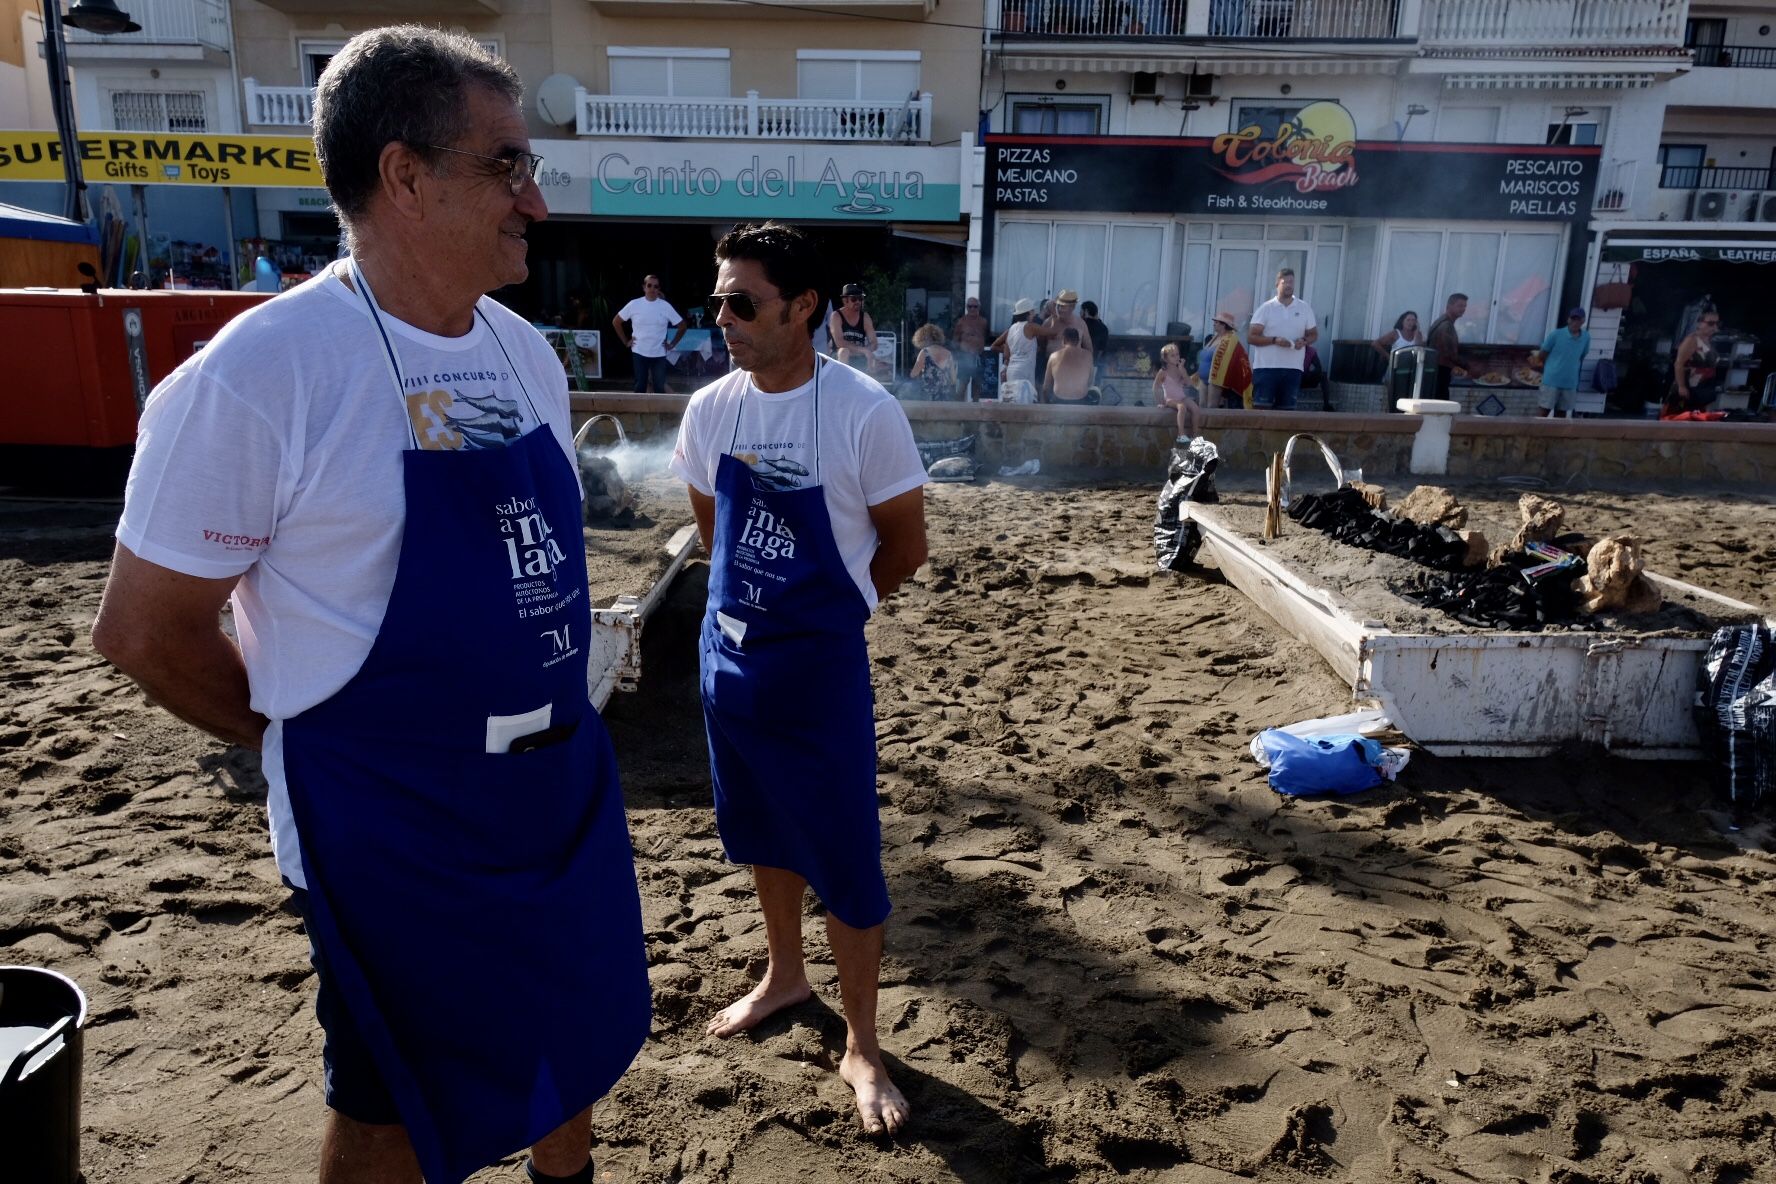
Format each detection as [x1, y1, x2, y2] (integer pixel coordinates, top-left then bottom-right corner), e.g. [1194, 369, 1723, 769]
[707, 291, 783, 321]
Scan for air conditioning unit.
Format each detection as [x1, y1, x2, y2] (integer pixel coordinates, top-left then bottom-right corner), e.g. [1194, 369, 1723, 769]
[1185, 72, 1217, 99]
[1691, 189, 1731, 221]
[1129, 72, 1161, 102]
[1751, 191, 1776, 223]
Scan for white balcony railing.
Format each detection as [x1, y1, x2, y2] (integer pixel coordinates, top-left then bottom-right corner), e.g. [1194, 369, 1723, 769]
[1593, 159, 1637, 214]
[243, 80, 315, 127]
[1206, 0, 1401, 38]
[576, 90, 933, 143]
[62, 0, 230, 51]
[1422, 0, 1684, 51]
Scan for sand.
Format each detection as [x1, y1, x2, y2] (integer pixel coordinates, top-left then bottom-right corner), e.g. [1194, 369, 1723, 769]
[3, 472, 1776, 1184]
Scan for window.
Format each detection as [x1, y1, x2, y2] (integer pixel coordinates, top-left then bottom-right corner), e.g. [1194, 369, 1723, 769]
[991, 218, 1166, 333]
[1547, 106, 1606, 147]
[1231, 102, 1309, 139]
[302, 38, 500, 86]
[796, 50, 919, 102]
[1009, 95, 1107, 135]
[1378, 227, 1561, 346]
[1686, 18, 1728, 66]
[1658, 143, 1705, 188]
[112, 91, 207, 133]
[608, 48, 730, 97]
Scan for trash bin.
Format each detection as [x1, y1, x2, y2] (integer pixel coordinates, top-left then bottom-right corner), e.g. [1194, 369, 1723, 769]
[1389, 346, 1438, 407]
[0, 965, 88, 1184]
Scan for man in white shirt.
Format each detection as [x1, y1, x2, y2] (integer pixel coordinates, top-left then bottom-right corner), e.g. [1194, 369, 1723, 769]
[613, 274, 688, 393]
[1247, 267, 1318, 410]
[90, 26, 648, 1184]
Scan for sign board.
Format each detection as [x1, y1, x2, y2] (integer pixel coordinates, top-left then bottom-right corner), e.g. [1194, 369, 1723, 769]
[985, 128, 1600, 223]
[535, 140, 962, 222]
[1602, 242, 1776, 264]
[1, 131, 320, 187]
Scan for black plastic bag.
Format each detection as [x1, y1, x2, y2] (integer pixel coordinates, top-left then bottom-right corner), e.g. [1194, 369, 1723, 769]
[1155, 439, 1219, 571]
[1696, 624, 1776, 812]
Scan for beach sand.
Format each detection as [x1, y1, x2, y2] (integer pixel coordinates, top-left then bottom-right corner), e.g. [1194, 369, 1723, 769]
[3, 473, 1775, 1183]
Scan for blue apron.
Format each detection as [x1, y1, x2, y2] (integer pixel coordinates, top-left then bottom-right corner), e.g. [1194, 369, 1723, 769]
[699, 360, 890, 930]
[280, 264, 650, 1184]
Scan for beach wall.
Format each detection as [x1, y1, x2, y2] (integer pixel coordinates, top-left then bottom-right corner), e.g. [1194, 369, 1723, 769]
[569, 394, 1776, 484]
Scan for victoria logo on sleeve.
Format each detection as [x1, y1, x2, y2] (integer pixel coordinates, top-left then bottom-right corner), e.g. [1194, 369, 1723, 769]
[1212, 101, 1359, 194]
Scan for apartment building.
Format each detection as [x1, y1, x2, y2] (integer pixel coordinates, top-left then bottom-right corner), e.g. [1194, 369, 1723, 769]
[973, 0, 1737, 413]
[230, 0, 982, 358]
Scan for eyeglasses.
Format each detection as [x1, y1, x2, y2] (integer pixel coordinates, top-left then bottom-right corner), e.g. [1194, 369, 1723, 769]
[414, 143, 544, 195]
[707, 291, 783, 321]
[843, 294, 862, 303]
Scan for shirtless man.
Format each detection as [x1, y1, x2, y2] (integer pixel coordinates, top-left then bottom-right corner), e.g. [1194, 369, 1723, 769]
[1043, 328, 1095, 404]
[950, 296, 990, 399]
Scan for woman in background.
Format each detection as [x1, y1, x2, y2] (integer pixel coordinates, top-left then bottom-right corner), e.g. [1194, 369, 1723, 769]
[909, 323, 956, 401]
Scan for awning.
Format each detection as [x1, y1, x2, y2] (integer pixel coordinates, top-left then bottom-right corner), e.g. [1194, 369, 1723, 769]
[1602, 239, 1776, 263]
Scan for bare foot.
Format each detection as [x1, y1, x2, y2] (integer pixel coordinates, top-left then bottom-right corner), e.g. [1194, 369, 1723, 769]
[840, 1049, 910, 1135]
[705, 978, 812, 1038]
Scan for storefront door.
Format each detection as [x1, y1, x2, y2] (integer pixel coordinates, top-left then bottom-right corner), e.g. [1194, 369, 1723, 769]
[1210, 246, 1261, 333]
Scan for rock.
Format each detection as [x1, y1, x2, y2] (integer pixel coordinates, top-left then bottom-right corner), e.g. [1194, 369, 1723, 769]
[578, 452, 634, 525]
[1576, 535, 1663, 614]
[1458, 529, 1491, 569]
[1508, 493, 1564, 552]
[1396, 485, 1466, 529]
[927, 456, 979, 483]
[1348, 481, 1388, 512]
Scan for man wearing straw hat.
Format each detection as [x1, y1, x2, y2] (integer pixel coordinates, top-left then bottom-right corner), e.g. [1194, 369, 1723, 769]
[92, 26, 648, 1184]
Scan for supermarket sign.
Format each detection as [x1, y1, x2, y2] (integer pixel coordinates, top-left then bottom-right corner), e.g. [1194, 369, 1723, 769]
[0, 131, 319, 187]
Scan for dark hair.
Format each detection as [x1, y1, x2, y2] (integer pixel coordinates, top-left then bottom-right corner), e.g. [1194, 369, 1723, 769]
[1448, 292, 1469, 305]
[1081, 300, 1099, 316]
[1394, 310, 1419, 331]
[714, 222, 824, 335]
[313, 26, 521, 227]
[1063, 327, 1081, 344]
[1277, 267, 1296, 280]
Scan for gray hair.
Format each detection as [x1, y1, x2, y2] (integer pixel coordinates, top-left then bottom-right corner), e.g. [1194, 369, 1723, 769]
[313, 25, 521, 227]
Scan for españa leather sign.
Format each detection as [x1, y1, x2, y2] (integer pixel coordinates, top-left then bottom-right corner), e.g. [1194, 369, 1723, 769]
[986, 132, 1600, 222]
[0, 131, 320, 187]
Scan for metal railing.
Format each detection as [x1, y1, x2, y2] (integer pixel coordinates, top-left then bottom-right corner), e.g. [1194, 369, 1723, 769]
[1658, 164, 1771, 190]
[1690, 43, 1776, 69]
[1594, 159, 1636, 211]
[577, 90, 933, 142]
[1207, 0, 1400, 38]
[997, 0, 1187, 36]
[242, 81, 314, 127]
[62, 0, 229, 51]
[1422, 0, 1685, 49]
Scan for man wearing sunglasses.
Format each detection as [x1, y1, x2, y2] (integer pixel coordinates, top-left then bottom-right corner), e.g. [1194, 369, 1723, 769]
[92, 26, 647, 1184]
[671, 222, 929, 1137]
[828, 281, 879, 371]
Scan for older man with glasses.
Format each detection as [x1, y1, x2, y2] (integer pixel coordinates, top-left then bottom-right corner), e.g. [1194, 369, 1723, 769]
[671, 222, 928, 1138]
[91, 25, 649, 1184]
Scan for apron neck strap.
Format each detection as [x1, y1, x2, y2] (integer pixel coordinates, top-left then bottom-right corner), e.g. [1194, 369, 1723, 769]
[729, 356, 823, 485]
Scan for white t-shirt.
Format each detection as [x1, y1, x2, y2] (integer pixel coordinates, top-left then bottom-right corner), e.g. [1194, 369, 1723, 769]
[116, 265, 575, 887]
[669, 357, 926, 611]
[617, 296, 683, 358]
[1249, 296, 1317, 371]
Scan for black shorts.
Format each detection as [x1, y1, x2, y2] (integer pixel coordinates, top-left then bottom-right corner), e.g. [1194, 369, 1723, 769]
[289, 884, 402, 1125]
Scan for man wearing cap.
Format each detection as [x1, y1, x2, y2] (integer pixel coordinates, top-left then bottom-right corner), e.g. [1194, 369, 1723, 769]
[990, 297, 1060, 402]
[1202, 311, 1254, 409]
[829, 282, 877, 371]
[950, 296, 991, 399]
[1248, 267, 1317, 410]
[1530, 307, 1592, 418]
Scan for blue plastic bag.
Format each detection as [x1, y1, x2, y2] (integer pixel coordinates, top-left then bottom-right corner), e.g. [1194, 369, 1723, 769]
[1254, 729, 1386, 797]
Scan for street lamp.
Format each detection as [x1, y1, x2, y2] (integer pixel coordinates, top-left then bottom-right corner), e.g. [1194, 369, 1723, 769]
[40, 0, 138, 222]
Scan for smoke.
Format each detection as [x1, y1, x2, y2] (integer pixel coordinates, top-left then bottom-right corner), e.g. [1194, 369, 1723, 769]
[576, 437, 678, 483]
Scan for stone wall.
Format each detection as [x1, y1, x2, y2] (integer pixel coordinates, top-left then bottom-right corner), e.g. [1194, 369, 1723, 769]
[570, 394, 1776, 485]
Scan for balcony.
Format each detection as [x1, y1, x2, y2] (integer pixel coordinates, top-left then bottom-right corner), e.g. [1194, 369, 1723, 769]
[1664, 49, 1776, 110]
[243, 81, 314, 127]
[61, 0, 229, 55]
[576, 91, 933, 143]
[991, 0, 1401, 39]
[1648, 164, 1770, 222]
[1420, 0, 1685, 53]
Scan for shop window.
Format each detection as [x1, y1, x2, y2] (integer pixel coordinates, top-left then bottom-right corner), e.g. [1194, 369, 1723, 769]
[1178, 240, 1211, 338]
[1009, 97, 1106, 135]
[796, 51, 920, 102]
[993, 221, 1052, 328]
[1231, 102, 1318, 139]
[1053, 224, 1108, 308]
[1215, 223, 1264, 240]
[1657, 143, 1705, 188]
[1266, 224, 1312, 241]
[1342, 225, 1377, 336]
[1445, 233, 1502, 341]
[1379, 231, 1442, 343]
[1317, 225, 1344, 243]
[111, 90, 207, 133]
[1311, 245, 1342, 337]
[1493, 233, 1559, 345]
[1187, 223, 1212, 241]
[1106, 224, 1165, 334]
[609, 48, 731, 97]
